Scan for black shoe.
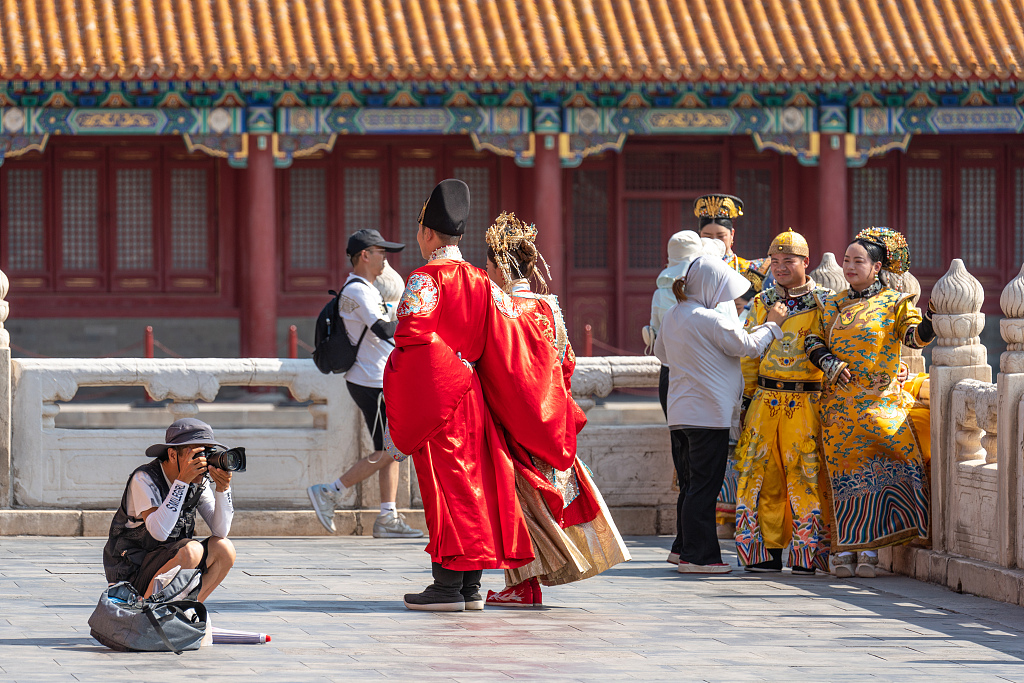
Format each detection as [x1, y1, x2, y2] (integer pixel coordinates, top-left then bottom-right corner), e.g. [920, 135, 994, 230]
[791, 566, 816, 576]
[744, 548, 783, 573]
[461, 569, 484, 610]
[405, 563, 465, 612]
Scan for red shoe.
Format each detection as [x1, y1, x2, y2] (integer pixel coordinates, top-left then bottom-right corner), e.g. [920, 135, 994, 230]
[486, 580, 535, 607]
[530, 577, 543, 606]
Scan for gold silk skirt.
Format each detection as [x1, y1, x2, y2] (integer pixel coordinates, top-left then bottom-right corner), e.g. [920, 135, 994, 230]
[505, 461, 630, 587]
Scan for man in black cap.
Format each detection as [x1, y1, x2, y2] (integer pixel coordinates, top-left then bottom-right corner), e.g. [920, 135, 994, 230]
[384, 180, 572, 611]
[102, 418, 236, 602]
[307, 230, 422, 539]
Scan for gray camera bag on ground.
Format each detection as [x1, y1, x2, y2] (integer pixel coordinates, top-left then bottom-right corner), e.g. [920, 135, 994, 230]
[88, 569, 206, 654]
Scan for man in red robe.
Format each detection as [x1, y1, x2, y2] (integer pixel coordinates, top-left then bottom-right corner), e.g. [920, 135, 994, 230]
[383, 179, 572, 612]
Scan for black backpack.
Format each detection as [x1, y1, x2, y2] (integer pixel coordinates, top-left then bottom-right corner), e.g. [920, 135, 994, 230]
[312, 280, 368, 375]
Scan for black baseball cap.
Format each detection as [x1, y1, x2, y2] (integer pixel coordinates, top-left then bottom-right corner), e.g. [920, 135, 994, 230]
[146, 418, 225, 459]
[346, 229, 405, 256]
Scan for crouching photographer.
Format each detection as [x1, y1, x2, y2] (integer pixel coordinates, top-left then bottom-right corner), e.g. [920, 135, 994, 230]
[102, 418, 243, 603]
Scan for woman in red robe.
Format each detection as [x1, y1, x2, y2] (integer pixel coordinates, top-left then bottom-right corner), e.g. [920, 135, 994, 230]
[482, 212, 630, 607]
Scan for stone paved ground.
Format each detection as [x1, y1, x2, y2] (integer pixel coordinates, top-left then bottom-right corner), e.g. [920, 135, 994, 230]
[3, 537, 1024, 682]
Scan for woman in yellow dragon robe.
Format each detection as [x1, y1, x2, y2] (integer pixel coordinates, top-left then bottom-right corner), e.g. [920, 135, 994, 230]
[805, 228, 935, 578]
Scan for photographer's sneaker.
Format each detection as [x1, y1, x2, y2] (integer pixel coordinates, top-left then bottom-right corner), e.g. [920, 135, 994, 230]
[373, 510, 424, 538]
[307, 484, 342, 533]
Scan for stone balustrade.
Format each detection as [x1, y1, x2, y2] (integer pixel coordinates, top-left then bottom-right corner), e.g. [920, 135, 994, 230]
[0, 289, 672, 534]
[10, 358, 367, 510]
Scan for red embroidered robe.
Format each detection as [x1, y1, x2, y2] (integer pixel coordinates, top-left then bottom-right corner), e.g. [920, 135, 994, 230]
[505, 287, 600, 528]
[383, 250, 571, 570]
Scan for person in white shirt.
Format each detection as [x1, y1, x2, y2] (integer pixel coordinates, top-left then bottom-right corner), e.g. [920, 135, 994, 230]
[102, 419, 235, 602]
[654, 256, 787, 574]
[307, 229, 423, 539]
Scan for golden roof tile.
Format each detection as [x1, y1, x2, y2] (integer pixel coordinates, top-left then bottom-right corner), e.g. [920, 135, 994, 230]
[0, 0, 1022, 82]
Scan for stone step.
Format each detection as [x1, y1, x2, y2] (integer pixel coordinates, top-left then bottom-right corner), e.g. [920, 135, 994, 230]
[0, 505, 672, 537]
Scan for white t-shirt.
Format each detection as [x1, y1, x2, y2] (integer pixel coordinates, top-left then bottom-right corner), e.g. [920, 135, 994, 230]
[127, 468, 232, 538]
[338, 273, 393, 389]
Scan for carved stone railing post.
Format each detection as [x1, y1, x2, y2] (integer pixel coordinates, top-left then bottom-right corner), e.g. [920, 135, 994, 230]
[930, 259, 990, 554]
[997, 263, 1024, 567]
[0, 268, 9, 508]
[808, 252, 846, 295]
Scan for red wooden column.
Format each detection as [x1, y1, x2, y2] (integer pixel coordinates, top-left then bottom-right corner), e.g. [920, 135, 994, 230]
[818, 135, 849, 260]
[534, 135, 565, 297]
[241, 135, 278, 358]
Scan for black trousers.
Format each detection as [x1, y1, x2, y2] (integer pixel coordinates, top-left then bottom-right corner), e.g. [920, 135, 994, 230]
[669, 427, 730, 566]
[660, 365, 687, 542]
[658, 365, 669, 419]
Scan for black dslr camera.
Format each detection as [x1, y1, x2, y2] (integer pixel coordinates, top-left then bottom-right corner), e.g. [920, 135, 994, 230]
[199, 445, 247, 472]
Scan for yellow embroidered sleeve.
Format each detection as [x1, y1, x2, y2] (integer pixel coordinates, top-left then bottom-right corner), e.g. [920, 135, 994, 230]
[741, 295, 767, 399]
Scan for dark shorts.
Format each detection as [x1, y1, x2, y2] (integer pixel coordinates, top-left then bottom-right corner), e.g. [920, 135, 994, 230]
[346, 381, 386, 451]
[130, 537, 211, 595]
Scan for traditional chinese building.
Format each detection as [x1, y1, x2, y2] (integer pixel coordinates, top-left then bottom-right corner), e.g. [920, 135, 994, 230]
[0, 1, 1022, 357]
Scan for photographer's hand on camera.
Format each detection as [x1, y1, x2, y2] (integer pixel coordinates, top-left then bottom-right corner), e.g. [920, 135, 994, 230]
[209, 466, 232, 493]
[174, 445, 209, 485]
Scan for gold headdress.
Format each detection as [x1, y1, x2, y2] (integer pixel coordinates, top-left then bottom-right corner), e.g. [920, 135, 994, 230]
[485, 212, 551, 292]
[694, 194, 744, 220]
[768, 228, 809, 257]
[855, 227, 911, 275]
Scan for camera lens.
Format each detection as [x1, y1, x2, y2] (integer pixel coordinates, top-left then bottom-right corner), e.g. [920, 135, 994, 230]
[203, 446, 246, 472]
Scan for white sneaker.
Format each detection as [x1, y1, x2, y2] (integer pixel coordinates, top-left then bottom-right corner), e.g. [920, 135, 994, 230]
[666, 552, 680, 565]
[307, 484, 341, 533]
[373, 510, 424, 538]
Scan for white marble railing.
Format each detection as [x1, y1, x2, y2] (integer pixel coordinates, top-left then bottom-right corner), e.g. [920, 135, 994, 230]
[0, 337, 671, 517]
[10, 358, 364, 509]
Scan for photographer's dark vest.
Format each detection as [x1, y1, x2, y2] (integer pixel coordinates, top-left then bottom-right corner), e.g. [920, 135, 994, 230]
[102, 458, 206, 584]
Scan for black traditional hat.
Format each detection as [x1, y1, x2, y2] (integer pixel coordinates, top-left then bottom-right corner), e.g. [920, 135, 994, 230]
[418, 179, 471, 236]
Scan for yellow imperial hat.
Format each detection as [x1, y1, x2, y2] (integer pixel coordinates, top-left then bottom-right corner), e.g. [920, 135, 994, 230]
[768, 228, 809, 257]
[694, 194, 744, 220]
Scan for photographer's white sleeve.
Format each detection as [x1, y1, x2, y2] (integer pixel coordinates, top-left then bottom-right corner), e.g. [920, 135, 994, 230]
[144, 480, 190, 542]
[198, 486, 234, 538]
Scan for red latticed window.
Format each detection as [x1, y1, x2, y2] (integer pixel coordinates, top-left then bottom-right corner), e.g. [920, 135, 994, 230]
[6, 168, 45, 270]
[452, 166, 490, 267]
[960, 167, 998, 271]
[169, 168, 208, 270]
[732, 168, 773, 258]
[905, 167, 944, 270]
[114, 168, 153, 270]
[625, 151, 720, 192]
[1016, 168, 1024, 267]
[572, 170, 609, 269]
[61, 168, 100, 270]
[626, 200, 663, 269]
[343, 167, 381, 238]
[850, 167, 890, 236]
[397, 166, 436, 268]
[289, 167, 327, 270]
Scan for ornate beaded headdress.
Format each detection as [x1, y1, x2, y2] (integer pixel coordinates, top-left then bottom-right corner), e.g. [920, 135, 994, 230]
[694, 194, 744, 220]
[485, 211, 551, 291]
[855, 227, 911, 275]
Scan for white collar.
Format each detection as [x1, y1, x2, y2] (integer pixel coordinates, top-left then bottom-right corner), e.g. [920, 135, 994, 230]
[428, 245, 464, 262]
[510, 279, 531, 294]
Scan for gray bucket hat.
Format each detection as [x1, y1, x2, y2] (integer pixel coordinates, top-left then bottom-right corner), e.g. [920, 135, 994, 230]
[146, 418, 224, 459]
